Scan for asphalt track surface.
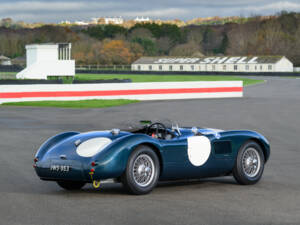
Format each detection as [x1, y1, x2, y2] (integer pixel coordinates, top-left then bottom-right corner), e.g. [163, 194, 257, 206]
[0, 77, 300, 225]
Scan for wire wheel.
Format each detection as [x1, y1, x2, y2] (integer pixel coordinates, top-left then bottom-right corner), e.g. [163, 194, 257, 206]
[242, 147, 261, 177]
[122, 145, 160, 194]
[132, 154, 155, 187]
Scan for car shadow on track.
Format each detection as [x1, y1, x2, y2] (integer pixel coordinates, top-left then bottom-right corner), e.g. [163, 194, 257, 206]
[48, 177, 238, 196]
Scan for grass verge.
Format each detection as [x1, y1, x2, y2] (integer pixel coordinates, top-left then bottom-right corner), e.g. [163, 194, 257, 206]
[1, 99, 139, 108]
[75, 74, 263, 86]
[0, 73, 263, 86]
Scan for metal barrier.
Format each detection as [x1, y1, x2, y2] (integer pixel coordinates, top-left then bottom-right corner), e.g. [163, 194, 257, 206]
[76, 65, 131, 71]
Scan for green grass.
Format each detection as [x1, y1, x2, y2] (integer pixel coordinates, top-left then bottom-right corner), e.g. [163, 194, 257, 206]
[75, 74, 263, 86]
[1, 99, 139, 108]
[0, 72, 263, 86]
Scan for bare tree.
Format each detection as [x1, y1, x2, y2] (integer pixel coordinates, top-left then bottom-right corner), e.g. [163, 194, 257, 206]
[169, 42, 203, 56]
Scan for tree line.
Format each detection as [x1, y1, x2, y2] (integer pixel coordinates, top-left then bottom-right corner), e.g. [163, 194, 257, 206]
[0, 12, 300, 66]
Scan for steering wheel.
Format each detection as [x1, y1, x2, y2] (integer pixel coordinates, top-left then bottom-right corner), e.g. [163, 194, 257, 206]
[146, 122, 167, 139]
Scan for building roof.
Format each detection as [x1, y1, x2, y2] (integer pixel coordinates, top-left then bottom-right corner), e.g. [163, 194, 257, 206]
[0, 55, 10, 60]
[132, 56, 286, 65]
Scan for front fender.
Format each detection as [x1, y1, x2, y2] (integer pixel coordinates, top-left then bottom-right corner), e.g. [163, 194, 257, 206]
[220, 130, 270, 162]
[35, 132, 80, 160]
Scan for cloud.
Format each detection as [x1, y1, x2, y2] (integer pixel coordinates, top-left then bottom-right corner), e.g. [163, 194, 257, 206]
[121, 8, 188, 18]
[0, 0, 300, 22]
[246, 1, 300, 11]
[0, 1, 117, 13]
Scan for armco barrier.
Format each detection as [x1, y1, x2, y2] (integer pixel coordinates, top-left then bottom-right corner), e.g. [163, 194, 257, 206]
[0, 81, 243, 103]
[75, 69, 300, 77]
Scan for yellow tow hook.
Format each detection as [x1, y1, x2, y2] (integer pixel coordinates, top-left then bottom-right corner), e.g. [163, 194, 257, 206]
[89, 171, 101, 189]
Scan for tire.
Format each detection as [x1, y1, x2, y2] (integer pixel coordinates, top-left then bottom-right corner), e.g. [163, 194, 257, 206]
[121, 145, 160, 195]
[233, 141, 265, 185]
[56, 181, 86, 190]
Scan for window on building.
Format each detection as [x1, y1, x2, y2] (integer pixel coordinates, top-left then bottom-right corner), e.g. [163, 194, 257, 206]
[234, 65, 238, 71]
[268, 65, 272, 71]
[212, 65, 216, 70]
[246, 65, 249, 70]
[255, 66, 257, 70]
[260, 65, 263, 71]
[169, 65, 173, 71]
[191, 65, 194, 71]
[137, 65, 141, 70]
[180, 65, 183, 71]
[149, 65, 152, 70]
[199, 65, 202, 71]
[223, 65, 226, 71]
[159, 65, 162, 71]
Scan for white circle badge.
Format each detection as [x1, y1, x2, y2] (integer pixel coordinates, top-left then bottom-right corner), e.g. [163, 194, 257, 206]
[187, 136, 211, 166]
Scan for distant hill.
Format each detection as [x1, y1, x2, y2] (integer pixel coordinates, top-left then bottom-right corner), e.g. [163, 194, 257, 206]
[1, 11, 300, 66]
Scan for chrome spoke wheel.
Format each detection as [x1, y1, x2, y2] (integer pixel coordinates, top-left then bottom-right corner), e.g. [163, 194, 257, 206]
[132, 154, 155, 187]
[242, 147, 261, 177]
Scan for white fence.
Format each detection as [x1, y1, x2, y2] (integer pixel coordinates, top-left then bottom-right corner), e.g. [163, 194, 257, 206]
[0, 81, 243, 104]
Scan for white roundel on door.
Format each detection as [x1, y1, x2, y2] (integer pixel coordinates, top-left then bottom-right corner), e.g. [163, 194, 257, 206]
[187, 136, 211, 166]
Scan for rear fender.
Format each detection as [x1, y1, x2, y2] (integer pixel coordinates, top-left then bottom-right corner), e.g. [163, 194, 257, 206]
[91, 134, 162, 179]
[35, 132, 80, 160]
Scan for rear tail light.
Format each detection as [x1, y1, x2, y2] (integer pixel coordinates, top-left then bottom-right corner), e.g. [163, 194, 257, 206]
[33, 157, 38, 168]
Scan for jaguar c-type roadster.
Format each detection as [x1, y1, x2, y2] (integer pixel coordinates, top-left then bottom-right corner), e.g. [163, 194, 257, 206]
[33, 121, 270, 195]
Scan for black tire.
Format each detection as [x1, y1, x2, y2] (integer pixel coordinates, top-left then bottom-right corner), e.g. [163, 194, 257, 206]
[121, 145, 160, 195]
[56, 181, 86, 190]
[233, 141, 265, 185]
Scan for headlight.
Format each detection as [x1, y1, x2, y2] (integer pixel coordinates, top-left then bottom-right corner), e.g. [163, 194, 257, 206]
[76, 137, 112, 157]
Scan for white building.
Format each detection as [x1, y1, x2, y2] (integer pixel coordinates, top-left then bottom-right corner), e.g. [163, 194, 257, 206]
[0, 55, 12, 65]
[90, 18, 99, 24]
[16, 43, 75, 80]
[134, 17, 150, 23]
[74, 21, 89, 26]
[104, 17, 124, 24]
[59, 20, 71, 25]
[132, 56, 294, 73]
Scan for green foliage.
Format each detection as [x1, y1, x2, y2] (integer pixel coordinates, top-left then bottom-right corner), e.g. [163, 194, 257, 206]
[1, 12, 300, 66]
[84, 25, 127, 40]
[131, 37, 157, 56]
[214, 33, 228, 54]
[277, 11, 298, 34]
[75, 74, 263, 86]
[1, 99, 139, 108]
[47, 76, 74, 84]
[130, 23, 182, 44]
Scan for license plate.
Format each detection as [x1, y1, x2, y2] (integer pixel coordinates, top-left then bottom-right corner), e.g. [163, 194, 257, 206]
[50, 165, 70, 172]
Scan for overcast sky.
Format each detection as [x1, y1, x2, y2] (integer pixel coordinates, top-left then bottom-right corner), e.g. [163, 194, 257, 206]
[1, 0, 300, 23]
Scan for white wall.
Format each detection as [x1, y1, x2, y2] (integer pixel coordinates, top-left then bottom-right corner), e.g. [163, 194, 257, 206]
[274, 57, 294, 72]
[17, 43, 75, 80]
[133, 63, 286, 73]
[26, 45, 58, 67]
[132, 56, 294, 73]
[0, 60, 11, 66]
[0, 81, 243, 103]
[294, 67, 300, 72]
